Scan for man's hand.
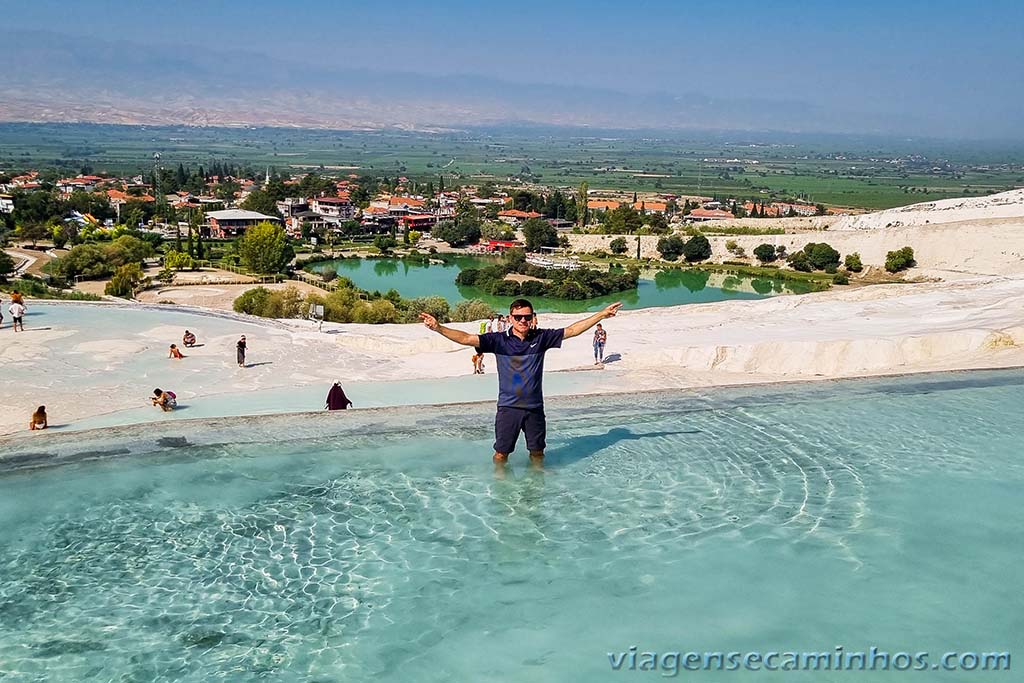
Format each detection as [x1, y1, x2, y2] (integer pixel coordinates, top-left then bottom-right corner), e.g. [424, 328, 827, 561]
[419, 312, 439, 331]
[419, 312, 480, 347]
[601, 302, 623, 319]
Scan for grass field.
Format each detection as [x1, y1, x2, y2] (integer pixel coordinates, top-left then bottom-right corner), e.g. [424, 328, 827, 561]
[0, 123, 1021, 210]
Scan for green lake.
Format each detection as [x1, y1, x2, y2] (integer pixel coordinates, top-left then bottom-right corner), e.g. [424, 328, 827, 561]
[309, 256, 814, 313]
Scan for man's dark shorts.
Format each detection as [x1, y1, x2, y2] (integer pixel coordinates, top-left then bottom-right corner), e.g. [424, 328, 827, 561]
[494, 406, 546, 454]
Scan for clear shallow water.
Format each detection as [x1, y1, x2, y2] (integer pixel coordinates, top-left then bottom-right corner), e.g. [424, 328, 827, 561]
[69, 371, 607, 432]
[312, 256, 808, 313]
[1, 371, 1022, 682]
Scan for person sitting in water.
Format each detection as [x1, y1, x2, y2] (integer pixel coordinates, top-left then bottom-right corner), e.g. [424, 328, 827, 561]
[29, 405, 47, 430]
[325, 381, 353, 410]
[169, 344, 185, 359]
[182, 330, 196, 347]
[151, 388, 177, 411]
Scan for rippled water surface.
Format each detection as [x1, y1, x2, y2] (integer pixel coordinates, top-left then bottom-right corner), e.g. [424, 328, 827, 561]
[1, 372, 1022, 681]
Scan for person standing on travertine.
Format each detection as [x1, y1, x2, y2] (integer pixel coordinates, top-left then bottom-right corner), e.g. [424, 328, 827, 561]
[420, 298, 621, 468]
[593, 323, 607, 365]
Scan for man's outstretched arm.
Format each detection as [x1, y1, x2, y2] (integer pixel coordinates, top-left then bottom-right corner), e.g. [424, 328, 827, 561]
[420, 312, 481, 347]
[562, 302, 622, 339]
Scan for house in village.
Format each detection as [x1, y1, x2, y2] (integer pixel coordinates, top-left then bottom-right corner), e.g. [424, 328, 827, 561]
[497, 209, 543, 225]
[206, 209, 281, 238]
[309, 196, 354, 220]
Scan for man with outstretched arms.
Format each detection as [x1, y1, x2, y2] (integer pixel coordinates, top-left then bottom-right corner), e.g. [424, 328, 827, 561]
[420, 298, 621, 466]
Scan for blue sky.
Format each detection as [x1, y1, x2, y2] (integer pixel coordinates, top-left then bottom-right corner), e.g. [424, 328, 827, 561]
[5, 0, 1024, 138]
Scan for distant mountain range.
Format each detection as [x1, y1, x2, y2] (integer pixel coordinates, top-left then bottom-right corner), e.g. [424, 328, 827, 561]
[1, 29, 922, 135]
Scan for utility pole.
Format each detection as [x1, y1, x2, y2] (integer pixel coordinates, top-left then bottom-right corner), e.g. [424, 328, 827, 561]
[153, 152, 161, 230]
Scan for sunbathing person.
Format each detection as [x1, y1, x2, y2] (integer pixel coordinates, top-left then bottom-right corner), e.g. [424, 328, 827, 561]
[169, 344, 185, 359]
[29, 405, 48, 430]
[151, 388, 177, 411]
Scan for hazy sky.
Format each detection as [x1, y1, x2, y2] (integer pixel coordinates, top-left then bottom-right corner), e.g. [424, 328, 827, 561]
[6, 0, 1024, 138]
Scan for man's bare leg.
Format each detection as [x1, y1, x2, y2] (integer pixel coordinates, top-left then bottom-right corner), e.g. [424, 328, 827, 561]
[528, 450, 545, 470]
[493, 452, 509, 477]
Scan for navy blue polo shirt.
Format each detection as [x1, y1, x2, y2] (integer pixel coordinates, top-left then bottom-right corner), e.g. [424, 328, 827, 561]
[477, 327, 564, 409]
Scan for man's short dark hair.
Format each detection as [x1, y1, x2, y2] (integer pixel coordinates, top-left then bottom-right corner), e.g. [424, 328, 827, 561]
[508, 298, 534, 313]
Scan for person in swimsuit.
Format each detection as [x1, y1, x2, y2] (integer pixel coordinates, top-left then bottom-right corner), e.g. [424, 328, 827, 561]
[151, 388, 177, 411]
[169, 344, 184, 359]
[29, 405, 47, 430]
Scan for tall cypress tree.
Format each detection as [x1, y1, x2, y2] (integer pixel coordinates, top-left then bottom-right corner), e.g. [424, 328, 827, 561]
[577, 181, 589, 228]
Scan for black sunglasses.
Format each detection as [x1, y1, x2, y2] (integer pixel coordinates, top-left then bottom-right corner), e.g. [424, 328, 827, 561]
[511, 313, 534, 322]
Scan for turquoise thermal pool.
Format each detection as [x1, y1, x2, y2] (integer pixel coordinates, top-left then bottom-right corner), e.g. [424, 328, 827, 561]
[0, 371, 1021, 681]
[310, 255, 812, 313]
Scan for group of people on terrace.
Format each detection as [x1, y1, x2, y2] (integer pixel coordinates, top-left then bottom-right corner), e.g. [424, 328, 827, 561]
[23, 297, 618, 467]
[153, 331, 248, 413]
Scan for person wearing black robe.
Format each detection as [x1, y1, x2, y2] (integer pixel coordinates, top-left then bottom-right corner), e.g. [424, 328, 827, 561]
[325, 382, 353, 410]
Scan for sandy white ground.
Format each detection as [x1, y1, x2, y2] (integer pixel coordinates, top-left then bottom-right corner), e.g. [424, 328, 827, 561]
[2, 189, 1024, 436]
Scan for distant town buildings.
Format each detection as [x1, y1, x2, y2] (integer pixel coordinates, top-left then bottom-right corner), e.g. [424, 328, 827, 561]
[206, 209, 281, 238]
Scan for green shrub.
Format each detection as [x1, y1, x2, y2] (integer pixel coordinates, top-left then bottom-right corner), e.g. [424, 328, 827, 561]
[352, 299, 399, 324]
[520, 279, 546, 296]
[833, 272, 850, 285]
[844, 252, 863, 272]
[104, 263, 147, 298]
[788, 251, 812, 272]
[489, 279, 521, 296]
[164, 249, 194, 270]
[609, 237, 629, 254]
[0, 250, 14, 280]
[803, 242, 840, 271]
[51, 235, 154, 280]
[885, 246, 915, 273]
[656, 235, 685, 261]
[402, 295, 451, 324]
[232, 286, 305, 318]
[238, 222, 290, 274]
[683, 234, 712, 262]
[451, 299, 497, 322]
[233, 286, 272, 315]
[2, 277, 100, 300]
[373, 235, 398, 253]
[754, 243, 777, 263]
